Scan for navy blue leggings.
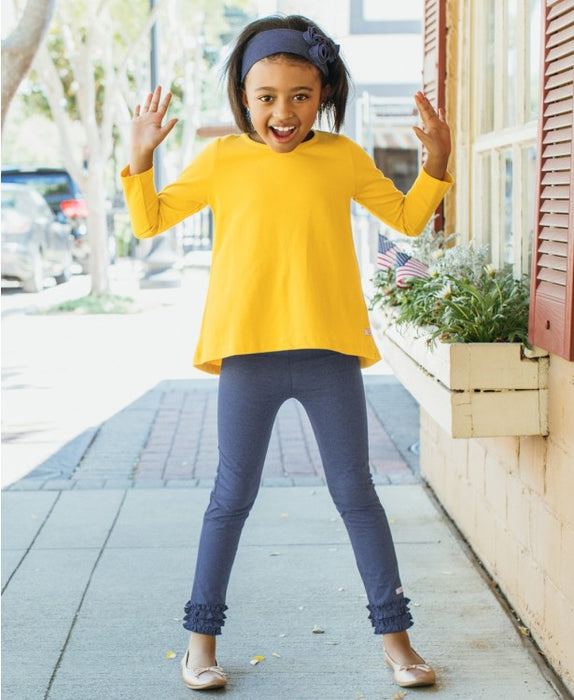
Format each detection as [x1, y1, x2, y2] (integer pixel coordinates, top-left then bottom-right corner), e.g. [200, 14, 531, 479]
[183, 350, 412, 635]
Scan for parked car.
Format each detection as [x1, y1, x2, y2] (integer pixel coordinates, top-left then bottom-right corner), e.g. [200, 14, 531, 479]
[1, 183, 74, 292]
[1, 166, 116, 273]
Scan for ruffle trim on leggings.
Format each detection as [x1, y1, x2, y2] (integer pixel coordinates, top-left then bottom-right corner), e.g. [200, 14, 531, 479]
[367, 597, 413, 634]
[183, 602, 228, 635]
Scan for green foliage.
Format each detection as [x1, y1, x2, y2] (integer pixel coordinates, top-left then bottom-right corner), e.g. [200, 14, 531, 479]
[46, 293, 138, 315]
[17, 0, 252, 136]
[370, 232, 531, 346]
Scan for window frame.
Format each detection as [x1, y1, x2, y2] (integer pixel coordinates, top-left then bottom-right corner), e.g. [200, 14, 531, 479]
[467, 0, 540, 275]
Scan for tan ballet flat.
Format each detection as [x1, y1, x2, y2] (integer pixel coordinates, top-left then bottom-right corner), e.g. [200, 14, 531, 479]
[181, 649, 228, 691]
[384, 648, 436, 687]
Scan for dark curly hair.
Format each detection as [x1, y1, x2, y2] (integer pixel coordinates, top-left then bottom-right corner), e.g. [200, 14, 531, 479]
[225, 15, 351, 133]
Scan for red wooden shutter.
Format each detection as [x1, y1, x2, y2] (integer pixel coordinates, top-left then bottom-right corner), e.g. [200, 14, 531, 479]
[422, 0, 447, 231]
[529, 0, 574, 361]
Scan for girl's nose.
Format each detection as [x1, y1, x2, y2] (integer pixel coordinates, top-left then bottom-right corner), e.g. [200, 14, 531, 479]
[273, 98, 293, 118]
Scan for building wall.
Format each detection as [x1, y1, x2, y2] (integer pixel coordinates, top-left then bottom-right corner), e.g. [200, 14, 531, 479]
[418, 0, 574, 693]
[420, 354, 574, 691]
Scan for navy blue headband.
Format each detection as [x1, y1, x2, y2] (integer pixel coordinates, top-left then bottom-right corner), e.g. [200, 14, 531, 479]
[241, 27, 340, 82]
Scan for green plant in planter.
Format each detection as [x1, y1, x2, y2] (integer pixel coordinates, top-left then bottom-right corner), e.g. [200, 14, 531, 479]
[370, 230, 531, 346]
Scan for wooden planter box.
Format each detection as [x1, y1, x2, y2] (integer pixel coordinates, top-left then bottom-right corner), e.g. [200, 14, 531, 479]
[372, 312, 549, 438]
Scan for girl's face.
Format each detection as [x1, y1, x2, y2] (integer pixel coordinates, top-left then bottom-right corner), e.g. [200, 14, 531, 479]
[242, 57, 330, 153]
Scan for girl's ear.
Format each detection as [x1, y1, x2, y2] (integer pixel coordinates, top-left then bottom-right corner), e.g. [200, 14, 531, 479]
[241, 90, 249, 108]
[321, 84, 332, 104]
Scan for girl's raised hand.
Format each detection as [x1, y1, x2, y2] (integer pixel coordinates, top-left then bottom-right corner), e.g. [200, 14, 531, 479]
[412, 91, 451, 180]
[130, 86, 178, 174]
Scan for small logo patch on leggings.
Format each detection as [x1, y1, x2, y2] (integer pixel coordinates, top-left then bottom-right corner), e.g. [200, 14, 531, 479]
[396, 586, 404, 595]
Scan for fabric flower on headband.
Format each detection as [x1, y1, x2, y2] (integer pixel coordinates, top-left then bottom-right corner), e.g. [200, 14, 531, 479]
[302, 27, 340, 70]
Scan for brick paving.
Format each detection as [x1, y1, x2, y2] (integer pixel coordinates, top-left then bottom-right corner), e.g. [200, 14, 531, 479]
[7, 376, 417, 490]
[132, 383, 411, 484]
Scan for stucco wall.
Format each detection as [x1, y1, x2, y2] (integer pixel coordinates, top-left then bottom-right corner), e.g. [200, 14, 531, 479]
[420, 331, 574, 693]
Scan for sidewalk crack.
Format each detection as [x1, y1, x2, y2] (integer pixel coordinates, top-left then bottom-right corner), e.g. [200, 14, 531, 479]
[1, 491, 63, 595]
[43, 490, 129, 699]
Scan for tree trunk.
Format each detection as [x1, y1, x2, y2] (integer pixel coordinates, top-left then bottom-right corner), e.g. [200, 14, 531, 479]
[1, 0, 55, 131]
[85, 156, 110, 295]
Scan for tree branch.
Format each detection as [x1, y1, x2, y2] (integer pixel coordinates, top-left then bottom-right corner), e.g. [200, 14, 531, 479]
[1, 0, 56, 129]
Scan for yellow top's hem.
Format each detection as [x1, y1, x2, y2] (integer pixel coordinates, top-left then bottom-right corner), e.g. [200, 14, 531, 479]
[193, 347, 382, 376]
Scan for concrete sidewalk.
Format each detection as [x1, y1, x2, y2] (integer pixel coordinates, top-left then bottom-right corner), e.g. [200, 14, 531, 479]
[2, 484, 565, 700]
[2, 382, 568, 699]
[1, 264, 569, 699]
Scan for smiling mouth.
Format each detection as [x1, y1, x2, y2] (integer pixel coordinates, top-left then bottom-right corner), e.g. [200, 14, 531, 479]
[270, 125, 297, 140]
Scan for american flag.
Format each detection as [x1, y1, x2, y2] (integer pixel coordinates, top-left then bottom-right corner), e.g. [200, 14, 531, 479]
[395, 251, 429, 288]
[376, 234, 399, 270]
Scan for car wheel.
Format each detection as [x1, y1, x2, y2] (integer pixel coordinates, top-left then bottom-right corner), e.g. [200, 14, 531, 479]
[22, 252, 44, 293]
[54, 266, 71, 285]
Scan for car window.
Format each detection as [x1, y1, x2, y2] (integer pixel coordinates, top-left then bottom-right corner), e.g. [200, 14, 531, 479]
[2, 188, 31, 212]
[1, 193, 18, 209]
[1, 172, 73, 198]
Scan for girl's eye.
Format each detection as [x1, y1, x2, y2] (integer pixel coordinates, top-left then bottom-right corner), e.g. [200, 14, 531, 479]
[258, 95, 273, 103]
[293, 94, 308, 101]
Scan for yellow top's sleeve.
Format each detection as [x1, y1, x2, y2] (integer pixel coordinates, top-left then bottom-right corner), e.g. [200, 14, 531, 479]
[120, 139, 217, 239]
[350, 140, 453, 237]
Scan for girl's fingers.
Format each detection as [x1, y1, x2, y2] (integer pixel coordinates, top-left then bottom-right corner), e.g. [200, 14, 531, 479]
[149, 85, 162, 110]
[134, 104, 141, 117]
[142, 91, 154, 112]
[163, 117, 179, 136]
[158, 91, 173, 116]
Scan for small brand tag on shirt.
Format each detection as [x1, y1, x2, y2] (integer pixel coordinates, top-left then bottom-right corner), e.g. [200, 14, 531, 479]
[364, 328, 372, 336]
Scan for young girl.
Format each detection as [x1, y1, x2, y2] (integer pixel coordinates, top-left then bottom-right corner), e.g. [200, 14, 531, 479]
[122, 14, 452, 692]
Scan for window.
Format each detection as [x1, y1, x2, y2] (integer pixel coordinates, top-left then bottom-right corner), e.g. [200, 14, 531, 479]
[470, 0, 541, 274]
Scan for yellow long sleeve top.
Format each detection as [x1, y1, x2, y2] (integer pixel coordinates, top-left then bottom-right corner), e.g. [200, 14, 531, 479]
[121, 131, 453, 374]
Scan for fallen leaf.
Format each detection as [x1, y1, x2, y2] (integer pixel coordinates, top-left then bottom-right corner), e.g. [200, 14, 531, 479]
[250, 655, 265, 666]
[393, 692, 407, 699]
[166, 651, 177, 660]
[519, 626, 531, 637]
[312, 626, 325, 634]
[272, 652, 281, 658]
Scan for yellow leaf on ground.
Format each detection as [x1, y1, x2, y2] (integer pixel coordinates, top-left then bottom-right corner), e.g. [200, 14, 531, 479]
[312, 626, 325, 634]
[272, 652, 281, 658]
[250, 655, 265, 666]
[166, 651, 176, 660]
